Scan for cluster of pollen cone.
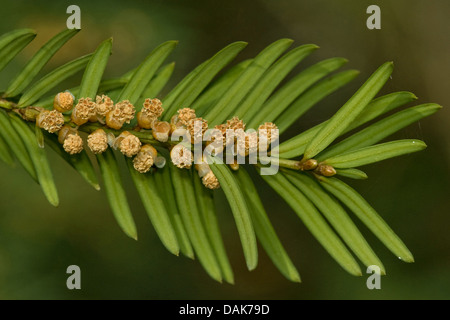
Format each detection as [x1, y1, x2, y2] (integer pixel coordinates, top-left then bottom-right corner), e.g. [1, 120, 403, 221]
[34, 91, 279, 190]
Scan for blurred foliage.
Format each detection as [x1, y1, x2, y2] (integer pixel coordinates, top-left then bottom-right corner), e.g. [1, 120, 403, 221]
[0, 0, 449, 299]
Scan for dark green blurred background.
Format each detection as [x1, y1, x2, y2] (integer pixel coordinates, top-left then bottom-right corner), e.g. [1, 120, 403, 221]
[0, 0, 448, 299]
